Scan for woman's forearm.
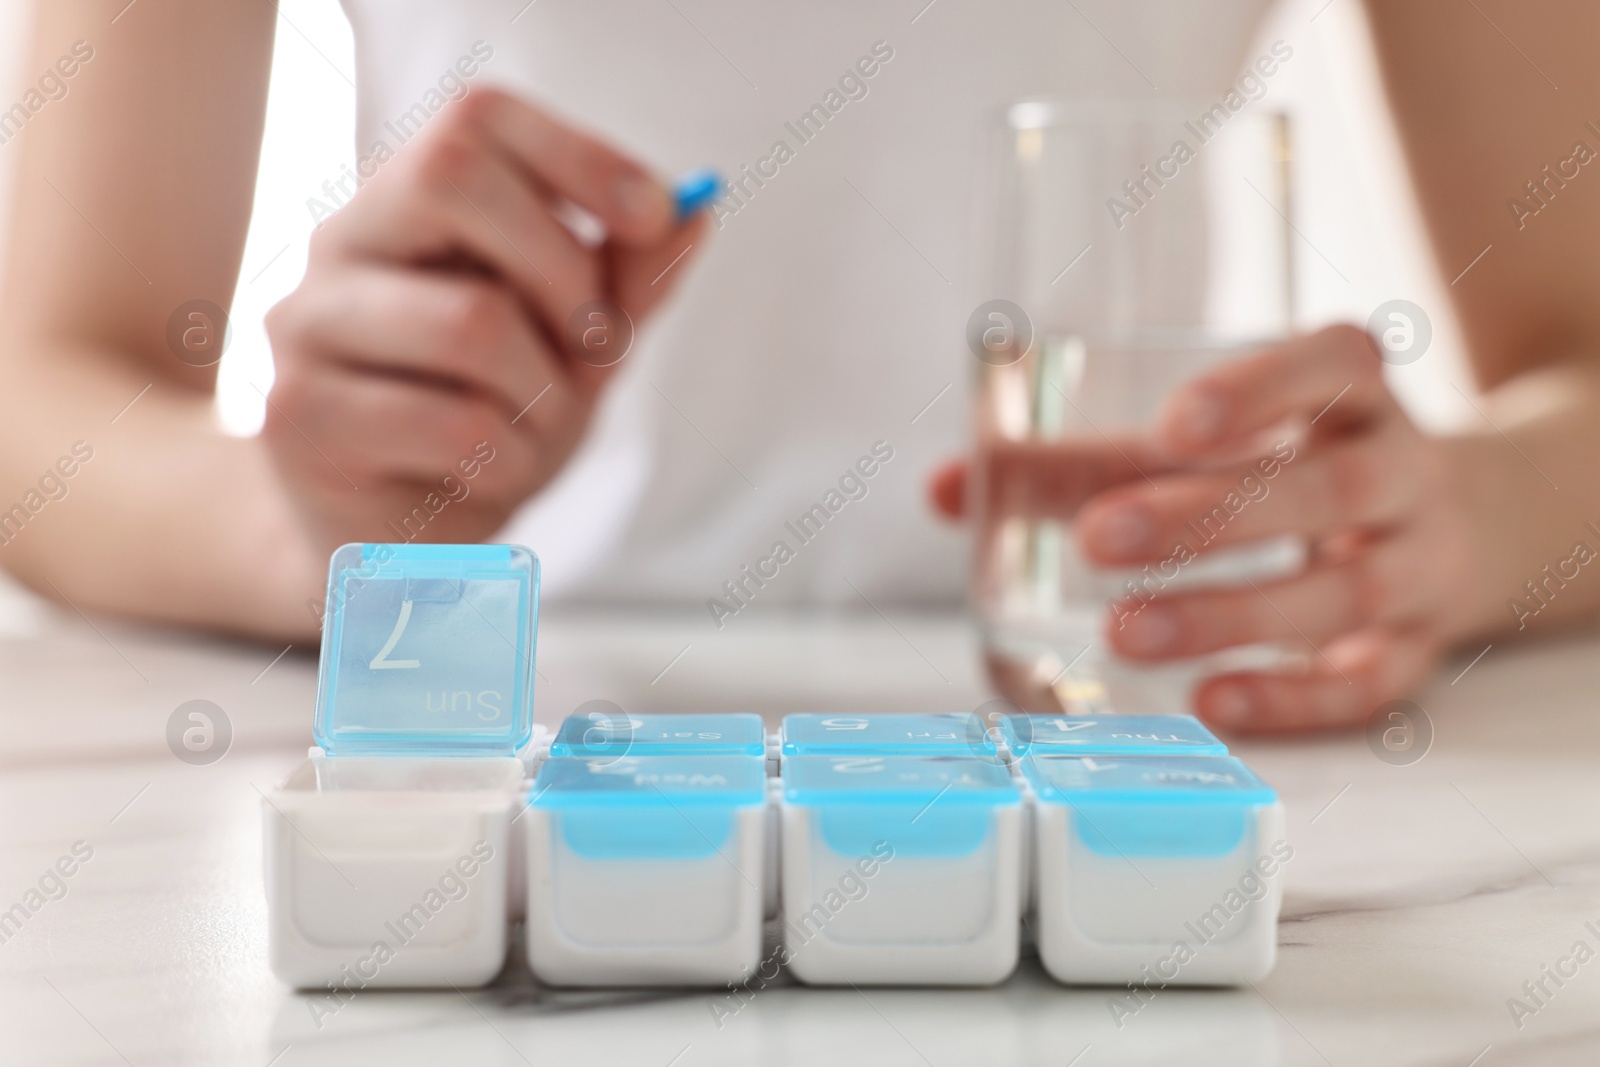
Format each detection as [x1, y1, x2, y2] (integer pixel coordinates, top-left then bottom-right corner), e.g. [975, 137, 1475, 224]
[1439, 359, 1600, 644]
[0, 338, 322, 641]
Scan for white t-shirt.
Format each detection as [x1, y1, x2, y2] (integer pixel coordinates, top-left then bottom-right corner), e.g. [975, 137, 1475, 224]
[339, 0, 1272, 610]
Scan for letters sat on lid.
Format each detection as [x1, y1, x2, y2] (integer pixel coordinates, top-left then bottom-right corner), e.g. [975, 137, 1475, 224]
[313, 543, 539, 756]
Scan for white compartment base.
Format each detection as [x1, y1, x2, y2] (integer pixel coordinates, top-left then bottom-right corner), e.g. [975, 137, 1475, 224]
[524, 805, 765, 987]
[264, 755, 522, 990]
[1032, 802, 1286, 986]
[780, 803, 1022, 986]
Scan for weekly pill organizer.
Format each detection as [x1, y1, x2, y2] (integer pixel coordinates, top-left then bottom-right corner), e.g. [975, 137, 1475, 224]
[264, 544, 1287, 990]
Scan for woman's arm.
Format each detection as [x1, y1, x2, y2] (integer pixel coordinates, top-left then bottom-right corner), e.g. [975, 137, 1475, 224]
[1136, 1, 1600, 728]
[0, 0, 322, 639]
[1366, 0, 1600, 637]
[0, 1, 706, 642]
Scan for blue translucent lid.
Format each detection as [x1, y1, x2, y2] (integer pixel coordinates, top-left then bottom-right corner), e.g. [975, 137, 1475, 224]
[313, 543, 539, 756]
[782, 754, 1019, 805]
[780, 713, 993, 757]
[1025, 755, 1274, 857]
[784, 755, 1018, 858]
[531, 755, 763, 859]
[1024, 755, 1275, 805]
[550, 712, 766, 758]
[530, 755, 766, 807]
[1002, 715, 1226, 757]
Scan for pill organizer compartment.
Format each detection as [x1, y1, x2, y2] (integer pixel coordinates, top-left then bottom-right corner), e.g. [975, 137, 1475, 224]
[1001, 714, 1227, 758]
[524, 753, 768, 987]
[264, 543, 539, 990]
[780, 754, 1022, 986]
[265, 755, 523, 988]
[1025, 755, 1286, 986]
[780, 712, 995, 758]
[999, 715, 1228, 934]
[547, 711, 779, 918]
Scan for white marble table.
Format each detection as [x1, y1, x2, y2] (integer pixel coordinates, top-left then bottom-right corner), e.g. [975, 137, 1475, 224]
[2, 576, 1599, 1067]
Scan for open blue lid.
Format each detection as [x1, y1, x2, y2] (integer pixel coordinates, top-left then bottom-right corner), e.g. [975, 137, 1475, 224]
[1002, 714, 1226, 757]
[1023, 755, 1275, 806]
[530, 755, 767, 807]
[313, 543, 539, 756]
[780, 713, 993, 757]
[551, 712, 766, 758]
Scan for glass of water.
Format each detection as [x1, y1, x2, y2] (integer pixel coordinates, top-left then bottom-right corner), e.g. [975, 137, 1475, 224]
[971, 101, 1303, 715]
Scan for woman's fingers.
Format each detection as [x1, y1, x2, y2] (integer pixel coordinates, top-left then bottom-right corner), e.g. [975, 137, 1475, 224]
[609, 209, 709, 322]
[312, 91, 704, 385]
[1105, 525, 1451, 661]
[1078, 418, 1426, 565]
[270, 266, 568, 418]
[928, 459, 967, 520]
[1193, 624, 1442, 734]
[936, 438, 1178, 523]
[462, 88, 675, 246]
[267, 364, 533, 490]
[265, 269, 595, 507]
[325, 122, 602, 342]
[1158, 324, 1396, 459]
[933, 327, 1405, 537]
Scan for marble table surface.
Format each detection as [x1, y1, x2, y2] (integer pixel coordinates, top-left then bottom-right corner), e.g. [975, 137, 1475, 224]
[2, 575, 1599, 1067]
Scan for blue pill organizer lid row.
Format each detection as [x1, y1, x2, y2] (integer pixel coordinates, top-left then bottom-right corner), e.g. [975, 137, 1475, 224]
[780, 713, 993, 757]
[313, 543, 539, 757]
[1023, 755, 1276, 806]
[1002, 714, 1227, 757]
[550, 712, 766, 758]
[782, 754, 1019, 805]
[530, 755, 767, 807]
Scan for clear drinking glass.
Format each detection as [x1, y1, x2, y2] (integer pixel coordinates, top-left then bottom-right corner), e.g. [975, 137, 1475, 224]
[971, 101, 1304, 715]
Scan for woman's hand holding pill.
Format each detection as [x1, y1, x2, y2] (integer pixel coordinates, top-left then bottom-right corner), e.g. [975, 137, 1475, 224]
[263, 89, 708, 552]
[933, 325, 1495, 734]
